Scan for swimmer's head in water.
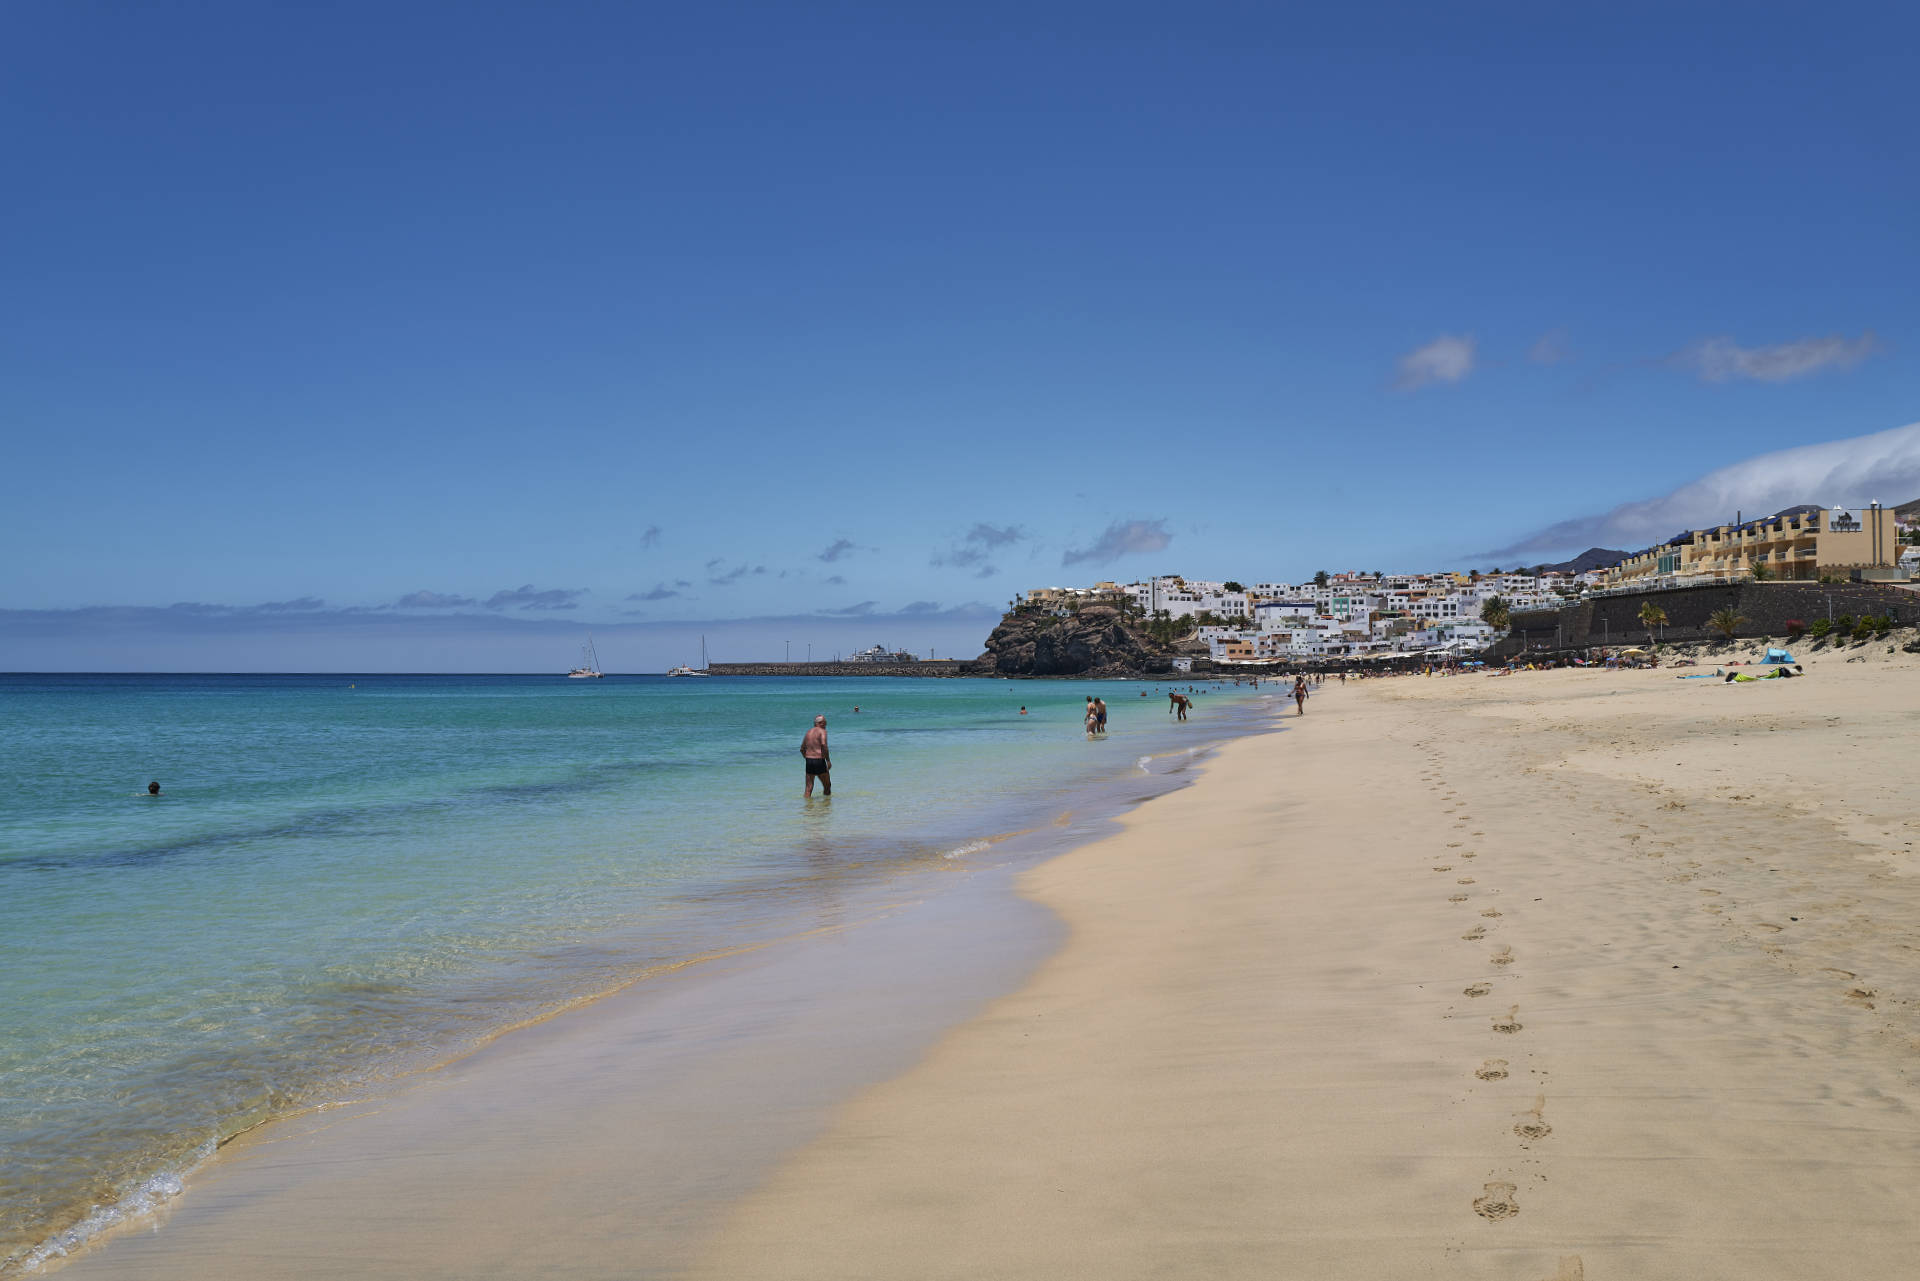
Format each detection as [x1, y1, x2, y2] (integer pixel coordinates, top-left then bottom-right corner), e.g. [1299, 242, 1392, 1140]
[148, 781, 160, 795]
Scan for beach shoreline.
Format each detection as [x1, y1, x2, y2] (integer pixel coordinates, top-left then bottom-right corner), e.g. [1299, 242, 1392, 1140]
[693, 657, 1920, 1279]
[36, 655, 1920, 1278]
[23, 690, 1281, 1278]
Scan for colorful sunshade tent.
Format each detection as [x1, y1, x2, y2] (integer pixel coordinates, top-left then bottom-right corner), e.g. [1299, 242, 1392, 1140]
[1762, 648, 1796, 664]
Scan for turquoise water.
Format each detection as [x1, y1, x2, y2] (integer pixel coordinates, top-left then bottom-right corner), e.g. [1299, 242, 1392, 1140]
[0, 673, 1270, 1269]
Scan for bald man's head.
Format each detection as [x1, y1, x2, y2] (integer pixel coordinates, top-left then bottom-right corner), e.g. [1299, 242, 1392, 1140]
[814, 715, 827, 726]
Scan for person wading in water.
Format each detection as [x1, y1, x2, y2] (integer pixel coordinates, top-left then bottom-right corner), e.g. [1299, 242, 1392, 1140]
[801, 715, 831, 797]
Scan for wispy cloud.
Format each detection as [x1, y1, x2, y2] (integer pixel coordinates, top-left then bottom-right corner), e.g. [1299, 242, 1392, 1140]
[1062, 518, 1172, 567]
[823, 600, 877, 616]
[1483, 418, 1920, 560]
[396, 590, 475, 609]
[1394, 334, 1476, 390]
[1669, 331, 1880, 383]
[933, 522, 1025, 578]
[1528, 329, 1571, 365]
[484, 585, 587, 611]
[899, 600, 942, 614]
[707, 563, 767, 587]
[824, 575, 846, 586]
[627, 583, 680, 602]
[818, 539, 857, 563]
[964, 523, 1023, 548]
[640, 525, 662, 548]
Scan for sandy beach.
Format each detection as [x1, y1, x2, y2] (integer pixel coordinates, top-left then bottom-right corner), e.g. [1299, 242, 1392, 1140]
[46, 653, 1920, 1279]
[696, 653, 1920, 1280]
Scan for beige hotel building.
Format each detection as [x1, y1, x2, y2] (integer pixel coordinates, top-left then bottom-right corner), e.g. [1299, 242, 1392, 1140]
[1602, 504, 1902, 588]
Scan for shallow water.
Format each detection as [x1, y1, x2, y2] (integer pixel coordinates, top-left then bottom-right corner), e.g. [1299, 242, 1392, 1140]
[0, 673, 1272, 1269]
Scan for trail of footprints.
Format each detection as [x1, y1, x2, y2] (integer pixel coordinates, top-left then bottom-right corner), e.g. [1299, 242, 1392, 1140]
[1419, 747, 1549, 1229]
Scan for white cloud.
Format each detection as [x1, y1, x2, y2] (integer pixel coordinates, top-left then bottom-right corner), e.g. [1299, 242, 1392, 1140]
[1485, 419, 1920, 560]
[1394, 334, 1476, 390]
[1528, 329, 1570, 365]
[1062, 518, 1172, 567]
[1670, 331, 1880, 383]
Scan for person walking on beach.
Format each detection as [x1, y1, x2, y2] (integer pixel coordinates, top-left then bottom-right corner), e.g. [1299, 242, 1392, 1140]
[1292, 675, 1308, 716]
[801, 715, 831, 798]
[1093, 696, 1108, 735]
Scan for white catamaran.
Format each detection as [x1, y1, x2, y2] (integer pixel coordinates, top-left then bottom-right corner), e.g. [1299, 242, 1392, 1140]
[567, 633, 606, 678]
[666, 636, 710, 678]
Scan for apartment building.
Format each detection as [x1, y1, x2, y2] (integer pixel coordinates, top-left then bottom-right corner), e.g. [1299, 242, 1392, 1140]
[1602, 504, 1902, 589]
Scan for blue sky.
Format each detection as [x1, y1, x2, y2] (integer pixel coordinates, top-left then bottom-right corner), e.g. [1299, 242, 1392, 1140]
[4, 3, 1915, 670]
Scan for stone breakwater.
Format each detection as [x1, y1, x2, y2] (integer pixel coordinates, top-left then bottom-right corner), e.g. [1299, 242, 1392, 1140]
[705, 661, 975, 678]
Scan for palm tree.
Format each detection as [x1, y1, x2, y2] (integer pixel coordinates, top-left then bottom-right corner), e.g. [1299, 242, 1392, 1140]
[1479, 596, 1511, 630]
[1637, 600, 1668, 646]
[1708, 606, 1746, 642]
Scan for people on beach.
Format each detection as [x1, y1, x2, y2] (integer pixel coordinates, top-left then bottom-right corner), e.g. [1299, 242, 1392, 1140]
[1169, 692, 1190, 721]
[1292, 675, 1307, 715]
[1019, 706, 1027, 715]
[1093, 696, 1108, 734]
[1085, 703, 1099, 738]
[146, 781, 161, 796]
[801, 715, 831, 798]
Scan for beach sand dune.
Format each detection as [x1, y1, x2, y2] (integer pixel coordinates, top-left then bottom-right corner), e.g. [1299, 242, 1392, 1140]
[695, 664, 1920, 1280]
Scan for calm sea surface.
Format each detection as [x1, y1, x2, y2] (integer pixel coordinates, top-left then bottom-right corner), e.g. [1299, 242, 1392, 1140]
[0, 673, 1273, 1270]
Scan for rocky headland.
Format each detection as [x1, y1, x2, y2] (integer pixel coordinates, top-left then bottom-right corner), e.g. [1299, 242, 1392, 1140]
[972, 603, 1177, 678]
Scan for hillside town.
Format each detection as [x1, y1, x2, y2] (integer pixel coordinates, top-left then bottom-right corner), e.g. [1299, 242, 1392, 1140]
[1023, 504, 1920, 664]
[1023, 571, 1592, 662]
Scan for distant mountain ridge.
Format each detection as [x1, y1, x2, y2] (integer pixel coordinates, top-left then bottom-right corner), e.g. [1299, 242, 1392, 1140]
[1528, 547, 1630, 575]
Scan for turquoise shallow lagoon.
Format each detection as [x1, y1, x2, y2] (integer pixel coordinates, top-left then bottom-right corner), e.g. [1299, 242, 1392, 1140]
[0, 673, 1271, 1269]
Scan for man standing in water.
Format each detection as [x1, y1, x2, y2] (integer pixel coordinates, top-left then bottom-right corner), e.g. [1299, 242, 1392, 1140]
[1093, 695, 1108, 735]
[1168, 692, 1190, 721]
[801, 715, 831, 798]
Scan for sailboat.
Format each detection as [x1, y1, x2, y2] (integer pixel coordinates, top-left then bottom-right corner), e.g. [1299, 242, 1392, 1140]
[567, 633, 606, 678]
[666, 635, 711, 677]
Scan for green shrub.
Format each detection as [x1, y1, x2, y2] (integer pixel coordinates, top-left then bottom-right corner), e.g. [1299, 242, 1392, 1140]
[1809, 618, 1834, 639]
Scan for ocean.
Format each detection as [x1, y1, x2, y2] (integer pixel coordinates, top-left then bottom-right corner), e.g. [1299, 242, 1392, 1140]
[0, 672, 1276, 1271]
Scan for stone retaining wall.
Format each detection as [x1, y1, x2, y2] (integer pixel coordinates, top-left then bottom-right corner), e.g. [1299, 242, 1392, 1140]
[1494, 582, 1920, 657]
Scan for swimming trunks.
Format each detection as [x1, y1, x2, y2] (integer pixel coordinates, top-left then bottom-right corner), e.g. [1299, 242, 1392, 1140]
[805, 759, 829, 775]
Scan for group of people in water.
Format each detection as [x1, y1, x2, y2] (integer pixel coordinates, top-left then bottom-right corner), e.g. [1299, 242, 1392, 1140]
[803, 674, 1336, 792]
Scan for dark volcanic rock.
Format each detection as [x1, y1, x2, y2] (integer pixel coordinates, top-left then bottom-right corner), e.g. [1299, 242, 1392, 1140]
[972, 604, 1172, 677]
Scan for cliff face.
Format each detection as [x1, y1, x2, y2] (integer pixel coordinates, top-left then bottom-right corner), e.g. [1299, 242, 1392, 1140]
[973, 604, 1173, 677]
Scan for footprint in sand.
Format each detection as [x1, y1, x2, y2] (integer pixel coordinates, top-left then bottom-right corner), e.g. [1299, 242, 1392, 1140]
[1447, 842, 1463, 848]
[1473, 1181, 1520, 1220]
[1480, 908, 1503, 918]
[1463, 982, 1492, 997]
[1514, 1094, 1552, 1141]
[1823, 968, 1857, 980]
[1476, 1059, 1509, 1080]
[1541, 1257, 1585, 1280]
[1449, 894, 1470, 903]
[1433, 865, 1453, 872]
[1461, 851, 1477, 859]
[1462, 926, 1487, 941]
[1489, 945, 1514, 966]
[1846, 987, 1877, 1009]
[1492, 1006, 1523, 1034]
[1458, 878, 1476, 885]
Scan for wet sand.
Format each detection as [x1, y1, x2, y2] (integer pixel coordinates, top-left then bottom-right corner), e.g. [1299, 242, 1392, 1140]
[696, 653, 1920, 1279]
[47, 654, 1920, 1278]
